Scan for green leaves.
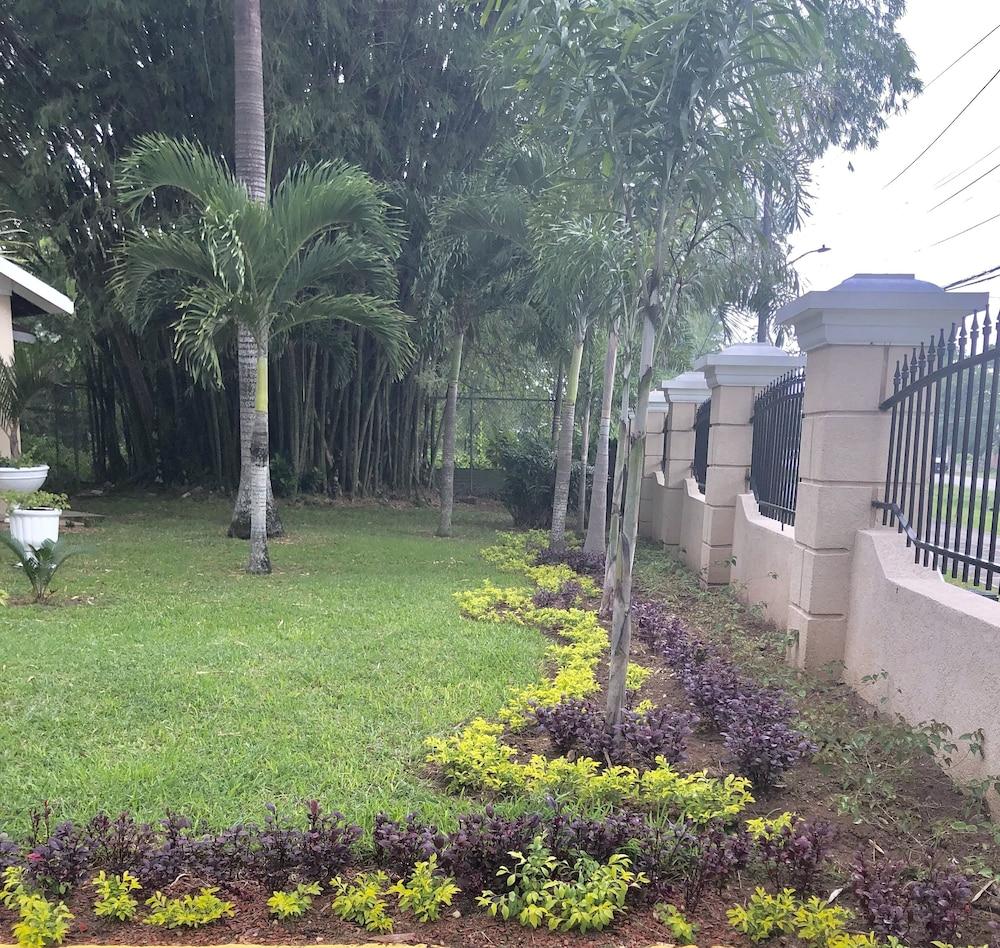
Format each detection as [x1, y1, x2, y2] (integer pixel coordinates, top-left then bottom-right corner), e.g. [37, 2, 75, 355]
[114, 135, 414, 382]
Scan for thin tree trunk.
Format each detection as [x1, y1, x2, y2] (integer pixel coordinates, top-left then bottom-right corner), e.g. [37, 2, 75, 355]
[584, 319, 619, 553]
[606, 305, 656, 728]
[247, 344, 272, 574]
[229, 0, 281, 541]
[550, 358, 564, 445]
[549, 336, 584, 550]
[436, 329, 465, 537]
[576, 352, 593, 536]
[601, 353, 631, 615]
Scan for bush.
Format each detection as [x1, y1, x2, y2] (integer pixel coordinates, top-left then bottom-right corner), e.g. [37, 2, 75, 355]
[490, 432, 579, 529]
[143, 887, 235, 928]
[476, 835, 647, 933]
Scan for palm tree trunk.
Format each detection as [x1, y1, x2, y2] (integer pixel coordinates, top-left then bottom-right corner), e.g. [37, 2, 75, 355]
[600, 352, 630, 616]
[549, 336, 584, 550]
[576, 352, 593, 536]
[584, 319, 619, 553]
[247, 345, 272, 574]
[436, 328, 465, 538]
[229, 0, 282, 542]
[550, 358, 564, 445]
[606, 307, 656, 728]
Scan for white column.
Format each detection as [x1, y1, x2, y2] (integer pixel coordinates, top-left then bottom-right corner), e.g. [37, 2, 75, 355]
[638, 391, 670, 540]
[661, 371, 710, 550]
[776, 273, 987, 672]
[695, 344, 804, 585]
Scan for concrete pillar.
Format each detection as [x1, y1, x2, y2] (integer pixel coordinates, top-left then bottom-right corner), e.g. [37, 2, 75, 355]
[776, 273, 988, 672]
[695, 344, 804, 585]
[0, 281, 12, 457]
[638, 391, 669, 540]
[661, 371, 710, 550]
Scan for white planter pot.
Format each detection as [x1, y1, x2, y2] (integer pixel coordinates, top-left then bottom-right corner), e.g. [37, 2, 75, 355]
[0, 465, 50, 493]
[9, 507, 61, 550]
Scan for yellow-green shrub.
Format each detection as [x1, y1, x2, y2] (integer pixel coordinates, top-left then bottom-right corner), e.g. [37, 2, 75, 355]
[426, 725, 752, 822]
[481, 531, 548, 572]
[454, 582, 534, 623]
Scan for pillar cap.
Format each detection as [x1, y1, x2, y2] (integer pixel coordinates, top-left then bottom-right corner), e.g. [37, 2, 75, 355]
[646, 389, 669, 413]
[661, 370, 709, 403]
[775, 273, 988, 352]
[694, 343, 804, 388]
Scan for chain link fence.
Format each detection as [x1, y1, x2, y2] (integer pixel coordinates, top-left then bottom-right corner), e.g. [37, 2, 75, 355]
[20, 384, 93, 488]
[436, 393, 556, 498]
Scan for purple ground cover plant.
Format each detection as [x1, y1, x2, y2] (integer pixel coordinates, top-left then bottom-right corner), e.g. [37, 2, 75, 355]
[630, 595, 814, 788]
[755, 817, 835, 893]
[531, 698, 696, 766]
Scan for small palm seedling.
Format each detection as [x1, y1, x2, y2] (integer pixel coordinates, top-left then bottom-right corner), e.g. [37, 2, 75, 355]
[0, 536, 85, 602]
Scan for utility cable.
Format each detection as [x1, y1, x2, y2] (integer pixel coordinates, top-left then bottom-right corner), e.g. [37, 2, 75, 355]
[934, 141, 1000, 190]
[931, 210, 1000, 247]
[945, 263, 1000, 289]
[887, 63, 1000, 187]
[924, 21, 1000, 90]
[931, 158, 1000, 211]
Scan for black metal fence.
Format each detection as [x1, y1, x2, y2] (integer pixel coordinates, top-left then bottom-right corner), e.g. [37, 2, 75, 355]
[750, 368, 805, 527]
[692, 397, 710, 493]
[874, 313, 1000, 592]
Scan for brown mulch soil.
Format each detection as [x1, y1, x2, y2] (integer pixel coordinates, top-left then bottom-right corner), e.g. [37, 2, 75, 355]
[11, 543, 1000, 946]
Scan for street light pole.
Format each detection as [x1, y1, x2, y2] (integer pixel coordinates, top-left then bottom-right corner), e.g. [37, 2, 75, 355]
[757, 245, 832, 343]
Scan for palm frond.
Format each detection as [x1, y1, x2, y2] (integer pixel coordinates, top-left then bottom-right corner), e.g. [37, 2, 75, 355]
[118, 135, 247, 216]
[271, 162, 405, 261]
[112, 229, 219, 322]
[279, 294, 415, 377]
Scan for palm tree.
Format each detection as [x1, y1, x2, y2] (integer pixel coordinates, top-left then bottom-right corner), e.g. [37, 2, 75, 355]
[0, 347, 54, 460]
[421, 180, 531, 538]
[231, 0, 278, 542]
[530, 210, 629, 550]
[114, 135, 413, 573]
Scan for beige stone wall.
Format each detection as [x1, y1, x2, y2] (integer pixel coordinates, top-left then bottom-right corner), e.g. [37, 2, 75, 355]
[845, 529, 1000, 810]
[679, 477, 707, 578]
[731, 493, 795, 628]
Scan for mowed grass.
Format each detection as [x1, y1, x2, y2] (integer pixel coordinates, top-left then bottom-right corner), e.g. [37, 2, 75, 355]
[0, 497, 545, 836]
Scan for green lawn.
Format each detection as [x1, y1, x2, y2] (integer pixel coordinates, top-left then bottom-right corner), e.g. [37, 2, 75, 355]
[0, 497, 544, 836]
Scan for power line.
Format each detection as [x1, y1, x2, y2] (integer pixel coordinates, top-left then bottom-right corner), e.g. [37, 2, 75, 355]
[934, 141, 1000, 190]
[924, 21, 1000, 90]
[931, 210, 1000, 247]
[945, 263, 1000, 289]
[947, 271, 1000, 291]
[887, 63, 1000, 187]
[931, 158, 1000, 211]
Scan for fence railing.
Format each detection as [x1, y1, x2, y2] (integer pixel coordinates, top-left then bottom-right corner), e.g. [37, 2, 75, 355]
[874, 313, 1000, 592]
[749, 368, 805, 527]
[692, 397, 710, 493]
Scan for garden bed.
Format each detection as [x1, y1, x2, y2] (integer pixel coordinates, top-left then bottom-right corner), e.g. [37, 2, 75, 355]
[2, 513, 999, 947]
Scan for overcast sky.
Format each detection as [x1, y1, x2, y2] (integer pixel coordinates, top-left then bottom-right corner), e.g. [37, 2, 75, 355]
[792, 1, 1000, 303]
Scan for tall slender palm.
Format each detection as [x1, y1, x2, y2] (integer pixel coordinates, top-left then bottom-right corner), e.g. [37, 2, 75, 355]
[114, 135, 412, 573]
[231, 0, 278, 541]
[421, 181, 530, 537]
[530, 211, 629, 550]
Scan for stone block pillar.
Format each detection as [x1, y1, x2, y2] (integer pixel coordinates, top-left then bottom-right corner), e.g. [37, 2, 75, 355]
[661, 371, 710, 550]
[776, 273, 988, 672]
[638, 391, 669, 540]
[695, 344, 804, 585]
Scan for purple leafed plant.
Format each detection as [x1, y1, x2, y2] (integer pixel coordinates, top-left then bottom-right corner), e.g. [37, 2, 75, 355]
[373, 813, 446, 870]
[909, 865, 973, 941]
[441, 808, 543, 892]
[26, 819, 96, 895]
[531, 699, 694, 766]
[755, 817, 835, 893]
